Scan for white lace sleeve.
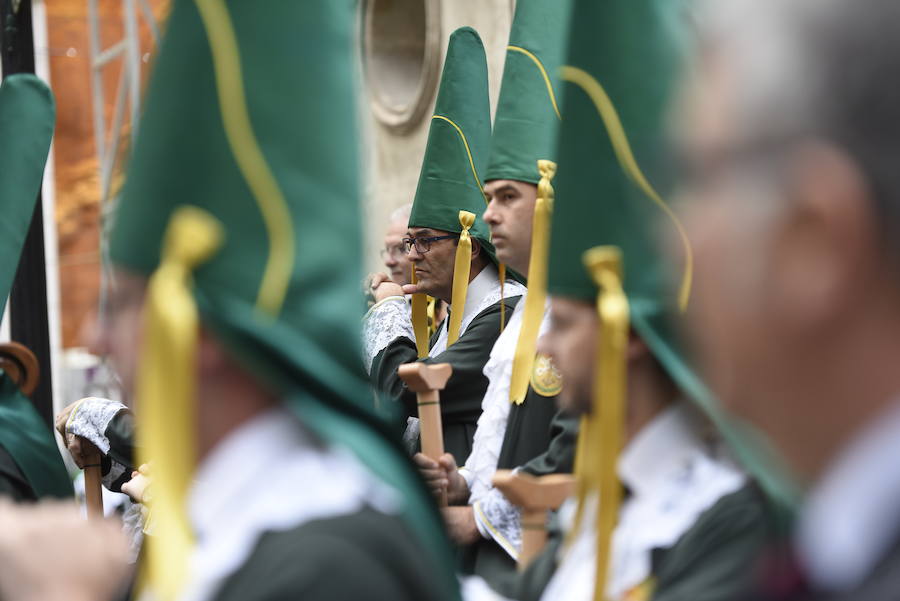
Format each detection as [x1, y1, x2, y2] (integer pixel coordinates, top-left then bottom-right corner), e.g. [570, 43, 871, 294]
[474, 487, 522, 560]
[66, 397, 128, 454]
[362, 296, 415, 373]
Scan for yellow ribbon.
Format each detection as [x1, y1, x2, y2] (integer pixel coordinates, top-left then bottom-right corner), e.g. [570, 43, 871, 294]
[136, 205, 223, 601]
[447, 211, 475, 346]
[561, 65, 693, 311]
[568, 246, 629, 601]
[410, 267, 429, 359]
[508, 160, 556, 404]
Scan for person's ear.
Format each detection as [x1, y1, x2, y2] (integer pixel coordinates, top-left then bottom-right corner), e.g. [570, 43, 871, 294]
[772, 141, 875, 330]
[470, 238, 482, 259]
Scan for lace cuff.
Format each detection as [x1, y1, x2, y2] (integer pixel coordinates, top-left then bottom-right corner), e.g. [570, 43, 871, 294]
[473, 488, 522, 560]
[362, 296, 414, 373]
[66, 397, 128, 454]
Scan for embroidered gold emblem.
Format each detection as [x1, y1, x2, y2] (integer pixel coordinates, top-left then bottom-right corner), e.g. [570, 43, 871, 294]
[530, 353, 563, 397]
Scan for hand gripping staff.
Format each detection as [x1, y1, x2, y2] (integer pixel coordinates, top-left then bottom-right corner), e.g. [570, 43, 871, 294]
[398, 362, 453, 506]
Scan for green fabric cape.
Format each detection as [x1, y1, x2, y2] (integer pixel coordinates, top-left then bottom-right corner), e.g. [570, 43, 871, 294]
[0, 74, 72, 500]
[0, 75, 55, 316]
[0, 373, 72, 499]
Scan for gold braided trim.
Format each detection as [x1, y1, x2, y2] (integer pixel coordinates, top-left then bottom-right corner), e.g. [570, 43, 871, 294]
[508, 46, 562, 120]
[561, 65, 693, 311]
[193, 0, 294, 317]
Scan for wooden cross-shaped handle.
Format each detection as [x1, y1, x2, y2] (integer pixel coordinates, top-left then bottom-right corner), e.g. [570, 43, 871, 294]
[493, 469, 575, 570]
[398, 362, 452, 505]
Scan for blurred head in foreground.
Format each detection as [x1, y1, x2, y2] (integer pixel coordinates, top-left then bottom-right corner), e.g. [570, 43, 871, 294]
[678, 0, 900, 485]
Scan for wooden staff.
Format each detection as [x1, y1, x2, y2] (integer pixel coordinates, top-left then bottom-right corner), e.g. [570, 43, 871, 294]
[398, 362, 452, 505]
[81, 439, 104, 518]
[493, 469, 575, 569]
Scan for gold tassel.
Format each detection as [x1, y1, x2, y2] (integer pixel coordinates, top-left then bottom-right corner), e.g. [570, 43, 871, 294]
[410, 267, 429, 358]
[581, 245, 630, 601]
[447, 211, 475, 346]
[508, 159, 556, 404]
[136, 205, 223, 601]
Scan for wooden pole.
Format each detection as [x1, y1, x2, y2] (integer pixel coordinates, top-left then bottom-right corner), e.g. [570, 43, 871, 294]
[398, 362, 452, 506]
[81, 439, 104, 518]
[493, 469, 575, 569]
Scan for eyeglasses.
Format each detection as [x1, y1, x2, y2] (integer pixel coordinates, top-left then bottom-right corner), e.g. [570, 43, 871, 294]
[380, 244, 407, 260]
[403, 234, 459, 254]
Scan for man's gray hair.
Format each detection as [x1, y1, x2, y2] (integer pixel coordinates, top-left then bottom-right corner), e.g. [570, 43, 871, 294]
[699, 0, 900, 235]
[388, 202, 413, 225]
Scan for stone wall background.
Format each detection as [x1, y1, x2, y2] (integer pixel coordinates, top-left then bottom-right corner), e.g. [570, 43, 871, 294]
[361, 0, 514, 273]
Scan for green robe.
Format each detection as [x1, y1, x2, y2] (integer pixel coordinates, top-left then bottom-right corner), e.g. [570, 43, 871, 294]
[214, 507, 455, 601]
[0, 445, 36, 501]
[0, 371, 72, 501]
[370, 296, 522, 461]
[495, 482, 776, 601]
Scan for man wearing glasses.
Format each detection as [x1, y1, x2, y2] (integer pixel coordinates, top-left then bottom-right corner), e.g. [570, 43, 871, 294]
[363, 28, 525, 463]
[411, 0, 578, 586]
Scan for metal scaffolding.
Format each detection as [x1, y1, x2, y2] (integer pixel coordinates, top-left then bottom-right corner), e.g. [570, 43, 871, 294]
[86, 0, 159, 317]
[87, 0, 159, 207]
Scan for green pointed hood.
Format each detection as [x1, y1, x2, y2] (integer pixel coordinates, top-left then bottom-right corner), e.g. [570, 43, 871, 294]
[110, 1, 459, 599]
[483, 0, 572, 184]
[409, 27, 492, 253]
[0, 75, 55, 313]
[549, 0, 796, 505]
[0, 74, 72, 501]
